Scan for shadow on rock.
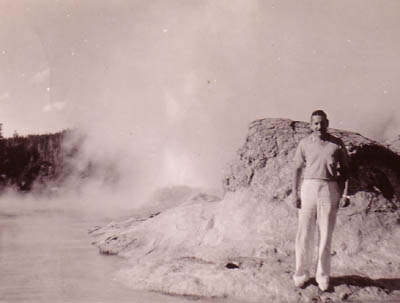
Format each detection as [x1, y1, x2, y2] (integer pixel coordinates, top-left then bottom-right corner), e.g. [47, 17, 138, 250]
[332, 275, 400, 292]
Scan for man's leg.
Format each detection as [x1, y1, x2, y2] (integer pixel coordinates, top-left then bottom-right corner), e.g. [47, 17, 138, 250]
[315, 181, 340, 291]
[293, 180, 317, 287]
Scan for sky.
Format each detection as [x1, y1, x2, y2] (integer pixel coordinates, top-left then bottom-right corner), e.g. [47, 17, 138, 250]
[1, 0, 400, 190]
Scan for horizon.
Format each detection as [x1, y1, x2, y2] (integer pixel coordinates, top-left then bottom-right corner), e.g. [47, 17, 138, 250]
[1, 116, 397, 141]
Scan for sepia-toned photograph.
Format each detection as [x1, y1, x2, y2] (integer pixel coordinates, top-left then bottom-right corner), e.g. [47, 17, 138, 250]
[0, 1, 399, 302]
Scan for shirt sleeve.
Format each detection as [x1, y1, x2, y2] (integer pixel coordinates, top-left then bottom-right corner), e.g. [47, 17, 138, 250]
[293, 140, 305, 167]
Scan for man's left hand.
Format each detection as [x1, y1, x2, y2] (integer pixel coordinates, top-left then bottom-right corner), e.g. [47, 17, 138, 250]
[339, 196, 350, 208]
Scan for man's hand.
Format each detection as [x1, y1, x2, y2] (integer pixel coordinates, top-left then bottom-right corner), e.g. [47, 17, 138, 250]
[292, 194, 301, 209]
[339, 196, 350, 208]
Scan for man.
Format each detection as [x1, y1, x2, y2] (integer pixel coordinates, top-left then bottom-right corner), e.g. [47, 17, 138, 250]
[292, 110, 350, 292]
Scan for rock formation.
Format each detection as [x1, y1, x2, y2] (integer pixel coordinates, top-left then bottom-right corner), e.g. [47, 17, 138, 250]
[91, 118, 400, 303]
[385, 135, 400, 155]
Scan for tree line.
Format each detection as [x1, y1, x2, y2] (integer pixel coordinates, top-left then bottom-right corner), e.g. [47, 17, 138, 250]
[0, 128, 81, 192]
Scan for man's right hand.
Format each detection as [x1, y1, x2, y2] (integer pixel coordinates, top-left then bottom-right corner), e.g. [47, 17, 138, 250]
[292, 194, 301, 209]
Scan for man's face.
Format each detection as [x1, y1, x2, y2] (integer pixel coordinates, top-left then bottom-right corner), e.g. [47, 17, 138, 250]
[310, 115, 328, 137]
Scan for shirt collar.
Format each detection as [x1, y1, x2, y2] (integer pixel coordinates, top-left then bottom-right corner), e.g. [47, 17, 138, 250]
[310, 132, 330, 142]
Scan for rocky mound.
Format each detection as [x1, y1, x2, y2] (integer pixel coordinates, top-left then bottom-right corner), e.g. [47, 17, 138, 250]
[385, 135, 400, 155]
[91, 118, 400, 303]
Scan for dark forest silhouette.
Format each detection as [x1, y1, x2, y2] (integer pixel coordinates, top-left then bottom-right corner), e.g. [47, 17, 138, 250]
[0, 125, 81, 192]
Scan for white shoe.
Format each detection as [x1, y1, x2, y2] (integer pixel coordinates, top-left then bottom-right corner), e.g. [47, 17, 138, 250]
[294, 279, 307, 288]
[293, 273, 309, 288]
[318, 281, 329, 291]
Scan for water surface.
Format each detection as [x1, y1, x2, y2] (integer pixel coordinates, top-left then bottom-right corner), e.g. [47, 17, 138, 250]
[0, 198, 229, 303]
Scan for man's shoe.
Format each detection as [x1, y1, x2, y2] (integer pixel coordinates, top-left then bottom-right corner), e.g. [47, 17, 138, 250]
[294, 279, 306, 288]
[318, 281, 329, 292]
[293, 274, 309, 288]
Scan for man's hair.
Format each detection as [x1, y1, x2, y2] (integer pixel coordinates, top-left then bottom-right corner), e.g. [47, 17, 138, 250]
[311, 110, 328, 120]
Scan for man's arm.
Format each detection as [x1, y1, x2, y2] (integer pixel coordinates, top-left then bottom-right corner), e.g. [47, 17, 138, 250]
[338, 141, 350, 207]
[292, 162, 303, 208]
[292, 140, 305, 209]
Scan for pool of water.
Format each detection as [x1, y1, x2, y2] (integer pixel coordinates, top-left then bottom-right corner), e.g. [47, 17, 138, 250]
[0, 198, 229, 303]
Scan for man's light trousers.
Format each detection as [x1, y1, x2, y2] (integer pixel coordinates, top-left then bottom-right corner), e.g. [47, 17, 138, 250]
[293, 179, 341, 286]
